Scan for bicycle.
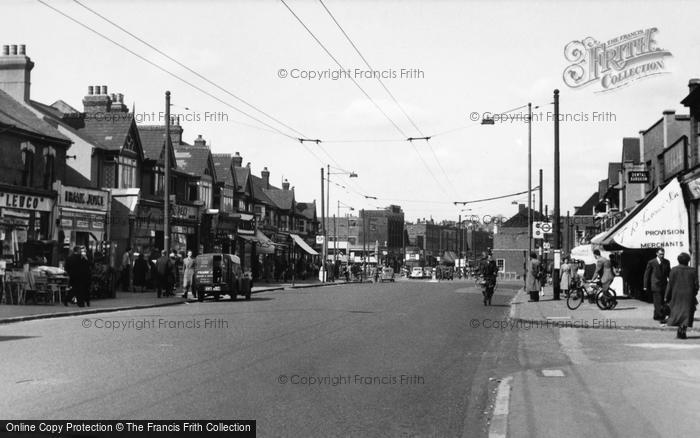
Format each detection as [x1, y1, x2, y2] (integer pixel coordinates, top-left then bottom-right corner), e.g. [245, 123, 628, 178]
[475, 275, 496, 306]
[566, 279, 617, 310]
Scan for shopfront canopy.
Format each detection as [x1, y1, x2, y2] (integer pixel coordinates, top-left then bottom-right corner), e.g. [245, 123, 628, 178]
[598, 178, 689, 266]
[290, 233, 319, 255]
[240, 230, 276, 254]
[442, 251, 456, 264]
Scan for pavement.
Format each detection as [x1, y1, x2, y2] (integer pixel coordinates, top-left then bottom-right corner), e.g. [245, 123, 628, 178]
[0, 279, 366, 324]
[509, 285, 696, 331]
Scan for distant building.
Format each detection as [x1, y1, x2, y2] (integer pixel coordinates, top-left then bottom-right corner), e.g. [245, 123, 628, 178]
[492, 204, 546, 277]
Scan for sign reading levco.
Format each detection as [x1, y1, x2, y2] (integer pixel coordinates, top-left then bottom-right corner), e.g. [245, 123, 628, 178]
[0, 192, 52, 212]
[59, 186, 109, 211]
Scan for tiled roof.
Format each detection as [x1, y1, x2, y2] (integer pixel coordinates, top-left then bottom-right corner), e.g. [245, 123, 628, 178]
[574, 193, 600, 216]
[212, 154, 234, 185]
[174, 144, 212, 178]
[501, 207, 547, 228]
[295, 201, 316, 220]
[79, 112, 134, 151]
[263, 187, 294, 210]
[139, 125, 168, 161]
[233, 167, 250, 193]
[0, 90, 70, 142]
[250, 174, 274, 205]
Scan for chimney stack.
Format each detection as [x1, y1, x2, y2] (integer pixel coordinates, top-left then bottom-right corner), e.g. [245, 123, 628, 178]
[0, 43, 35, 102]
[282, 179, 290, 190]
[83, 83, 111, 113]
[261, 167, 270, 189]
[232, 152, 243, 167]
[109, 92, 128, 112]
[169, 117, 182, 145]
[662, 109, 676, 149]
[194, 134, 207, 147]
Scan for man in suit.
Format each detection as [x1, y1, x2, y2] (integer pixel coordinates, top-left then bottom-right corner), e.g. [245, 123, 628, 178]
[644, 248, 671, 323]
[592, 249, 614, 294]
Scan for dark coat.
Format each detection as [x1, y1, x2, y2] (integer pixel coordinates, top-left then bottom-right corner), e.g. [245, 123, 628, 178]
[133, 257, 149, 286]
[644, 257, 671, 293]
[665, 265, 699, 327]
[525, 259, 540, 292]
[155, 256, 173, 285]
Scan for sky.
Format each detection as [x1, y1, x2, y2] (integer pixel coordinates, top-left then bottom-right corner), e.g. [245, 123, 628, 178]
[6, 0, 700, 224]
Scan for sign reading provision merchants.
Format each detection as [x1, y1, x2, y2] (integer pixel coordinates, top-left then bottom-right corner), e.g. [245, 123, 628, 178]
[611, 178, 689, 266]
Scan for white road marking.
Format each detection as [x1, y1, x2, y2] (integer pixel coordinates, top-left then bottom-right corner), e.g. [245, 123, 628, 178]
[626, 343, 700, 350]
[541, 369, 565, 377]
[559, 328, 592, 365]
[488, 376, 512, 438]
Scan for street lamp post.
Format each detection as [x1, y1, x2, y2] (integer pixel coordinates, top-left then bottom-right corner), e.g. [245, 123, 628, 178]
[336, 200, 354, 270]
[325, 166, 358, 281]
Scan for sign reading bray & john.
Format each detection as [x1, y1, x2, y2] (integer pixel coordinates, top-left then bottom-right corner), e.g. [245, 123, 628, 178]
[563, 28, 672, 92]
[58, 186, 109, 211]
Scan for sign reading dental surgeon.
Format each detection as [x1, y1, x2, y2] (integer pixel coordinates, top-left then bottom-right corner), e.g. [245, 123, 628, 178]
[611, 178, 688, 266]
[563, 28, 672, 92]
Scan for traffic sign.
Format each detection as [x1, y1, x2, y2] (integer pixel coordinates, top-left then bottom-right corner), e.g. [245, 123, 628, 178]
[533, 221, 552, 239]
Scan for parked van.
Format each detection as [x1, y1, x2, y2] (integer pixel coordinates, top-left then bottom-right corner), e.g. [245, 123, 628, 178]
[194, 253, 251, 301]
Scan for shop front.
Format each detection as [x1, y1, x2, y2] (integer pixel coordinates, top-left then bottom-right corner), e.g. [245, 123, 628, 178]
[596, 178, 690, 298]
[57, 185, 110, 257]
[0, 188, 54, 265]
[170, 202, 201, 255]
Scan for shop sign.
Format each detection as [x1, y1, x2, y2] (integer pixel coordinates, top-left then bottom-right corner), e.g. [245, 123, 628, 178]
[76, 220, 90, 229]
[0, 192, 52, 212]
[60, 218, 73, 227]
[628, 171, 649, 184]
[171, 203, 199, 219]
[59, 186, 108, 211]
[92, 220, 104, 229]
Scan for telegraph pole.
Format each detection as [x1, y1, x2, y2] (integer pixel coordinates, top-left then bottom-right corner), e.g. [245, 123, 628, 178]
[553, 89, 561, 300]
[527, 102, 532, 257]
[321, 168, 326, 282]
[164, 91, 170, 254]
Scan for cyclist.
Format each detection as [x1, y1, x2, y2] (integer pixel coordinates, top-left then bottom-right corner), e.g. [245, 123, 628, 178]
[592, 249, 614, 294]
[480, 252, 499, 306]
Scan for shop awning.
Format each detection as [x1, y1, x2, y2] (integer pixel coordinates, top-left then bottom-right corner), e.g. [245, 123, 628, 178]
[442, 251, 456, 264]
[290, 233, 319, 255]
[592, 185, 660, 248]
[240, 230, 276, 254]
[599, 179, 689, 265]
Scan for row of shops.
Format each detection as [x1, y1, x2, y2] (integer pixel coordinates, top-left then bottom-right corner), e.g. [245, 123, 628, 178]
[582, 176, 695, 299]
[0, 182, 320, 283]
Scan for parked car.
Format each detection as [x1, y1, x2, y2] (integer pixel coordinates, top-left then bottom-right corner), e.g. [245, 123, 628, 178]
[423, 267, 434, 279]
[194, 253, 251, 301]
[410, 266, 425, 279]
[380, 266, 395, 282]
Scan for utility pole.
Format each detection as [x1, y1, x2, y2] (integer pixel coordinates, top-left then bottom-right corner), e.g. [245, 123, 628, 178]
[458, 214, 461, 271]
[527, 102, 533, 258]
[164, 91, 170, 254]
[321, 168, 326, 282]
[553, 89, 561, 300]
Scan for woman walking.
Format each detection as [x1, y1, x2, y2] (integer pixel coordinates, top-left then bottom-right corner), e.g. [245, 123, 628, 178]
[665, 252, 699, 339]
[560, 256, 572, 298]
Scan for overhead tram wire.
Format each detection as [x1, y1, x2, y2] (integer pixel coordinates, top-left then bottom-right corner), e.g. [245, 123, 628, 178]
[72, 0, 309, 140]
[39, 2, 345, 173]
[279, 0, 451, 199]
[37, 0, 301, 142]
[453, 186, 541, 206]
[317, 0, 458, 197]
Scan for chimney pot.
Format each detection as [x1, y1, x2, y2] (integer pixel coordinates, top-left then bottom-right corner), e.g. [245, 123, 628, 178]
[10, 45, 17, 55]
[2, 45, 8, 55]
[101, 85, 108, 95]
[111, 93, 117, 101]
[689, 78, 700, 91]
[18, 44, 25, 55]
[246, 162, 251, 168]
[87, 86, 94, 95]
[663, 109, 675, 115]
[118, 93, 123, 103]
